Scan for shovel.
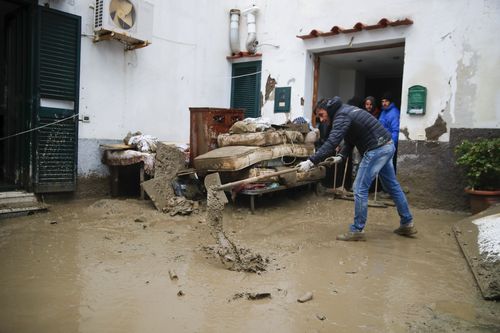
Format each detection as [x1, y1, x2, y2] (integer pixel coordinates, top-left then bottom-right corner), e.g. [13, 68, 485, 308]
[206, 157, 341, 193]
[327, 158, 387, 208]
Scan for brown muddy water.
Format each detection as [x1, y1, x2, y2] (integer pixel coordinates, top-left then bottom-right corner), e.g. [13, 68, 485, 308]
[1, 194, 500, 333]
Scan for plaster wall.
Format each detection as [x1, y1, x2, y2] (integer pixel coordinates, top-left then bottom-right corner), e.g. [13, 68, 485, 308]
[42, 0, 236, 175]
[238, 0, 500, 141]
[42, 0, 500, 177]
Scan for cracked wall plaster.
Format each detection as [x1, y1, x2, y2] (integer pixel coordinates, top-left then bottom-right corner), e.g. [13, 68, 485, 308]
[453, 44, 479, 127]
[425, 114, 448, 140]
[264, 75, 277, 102]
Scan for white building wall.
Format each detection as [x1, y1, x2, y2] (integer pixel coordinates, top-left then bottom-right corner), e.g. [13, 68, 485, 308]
[238, 0, 500, 141]
[43, 0, 500, 176]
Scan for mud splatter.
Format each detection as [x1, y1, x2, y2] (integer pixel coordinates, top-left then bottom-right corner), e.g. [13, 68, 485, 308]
[206, 187, 268, 272]
[400, 126, 411, 141]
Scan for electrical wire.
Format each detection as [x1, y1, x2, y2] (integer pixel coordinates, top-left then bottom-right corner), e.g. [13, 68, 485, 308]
[0, 68, 263, 142]
[0, 113, 79, 142]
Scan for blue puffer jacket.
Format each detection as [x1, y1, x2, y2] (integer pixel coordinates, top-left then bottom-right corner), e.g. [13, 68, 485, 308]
[379, 103, 400, 145]
[309, 97, 391, 165]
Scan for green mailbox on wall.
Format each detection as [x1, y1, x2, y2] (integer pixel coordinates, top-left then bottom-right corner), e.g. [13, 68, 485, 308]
[407, 85, 427, 115]
[274, 87, 291, 113]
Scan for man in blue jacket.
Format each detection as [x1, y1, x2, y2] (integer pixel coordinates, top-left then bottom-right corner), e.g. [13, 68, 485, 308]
[297, 97, 415, 241]
[379, 92, 400, 172]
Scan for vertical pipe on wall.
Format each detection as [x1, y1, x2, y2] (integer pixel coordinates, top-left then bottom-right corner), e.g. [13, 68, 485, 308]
[242, 6, 259, 54]
[229, 9, 240, 55]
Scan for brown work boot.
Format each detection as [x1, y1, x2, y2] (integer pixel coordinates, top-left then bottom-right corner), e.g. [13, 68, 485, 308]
[336, 231, 366, 241]
[393, 223, 417, 237]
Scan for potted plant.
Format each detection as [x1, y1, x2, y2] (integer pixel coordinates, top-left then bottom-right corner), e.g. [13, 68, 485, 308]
[455, 138, 500, 214]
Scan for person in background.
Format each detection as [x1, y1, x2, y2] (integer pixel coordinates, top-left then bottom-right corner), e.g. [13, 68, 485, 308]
[379, 92, 400, 173]
[363, 96, 380, 119]
[297, 97, 415, 241]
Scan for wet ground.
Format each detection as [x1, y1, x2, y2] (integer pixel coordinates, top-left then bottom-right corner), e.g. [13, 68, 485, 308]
[1, 192, 500, 333]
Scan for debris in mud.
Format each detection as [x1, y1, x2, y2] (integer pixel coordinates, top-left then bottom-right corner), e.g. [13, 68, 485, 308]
[162, 197, 198, 216]
[316, 314, 326, 321]
[154, 142, 186, 179]
[232, 292, 272, 301]
[168, 269, 178, 281]
[297, 291, 313, 303]
[49, 221, 58, 225]
[177, 290, 185, 297]
[204, 181, 269, 273]
[134, 218, 144, 223]
[202, 245, 269, 273]
[141, 142, 199, 216]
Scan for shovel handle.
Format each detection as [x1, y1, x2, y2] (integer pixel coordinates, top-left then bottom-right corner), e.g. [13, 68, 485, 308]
[215, 168, 297, 191]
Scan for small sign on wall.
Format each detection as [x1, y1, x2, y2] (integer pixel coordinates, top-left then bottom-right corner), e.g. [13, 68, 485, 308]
[407, 85, 427, 115]
[274, 87, 291, 113]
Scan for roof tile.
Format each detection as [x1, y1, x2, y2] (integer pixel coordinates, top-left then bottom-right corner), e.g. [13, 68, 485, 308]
[297, 17, 413, 40]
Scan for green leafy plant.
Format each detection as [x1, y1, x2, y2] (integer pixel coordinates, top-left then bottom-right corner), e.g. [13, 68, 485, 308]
[455, 138, 500, 190]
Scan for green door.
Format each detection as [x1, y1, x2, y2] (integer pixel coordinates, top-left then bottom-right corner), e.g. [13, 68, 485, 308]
[231, 61, 261, 118]
[33, 6, 80, 192]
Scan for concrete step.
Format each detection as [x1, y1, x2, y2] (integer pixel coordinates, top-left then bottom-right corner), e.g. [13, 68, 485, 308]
[0, 191, 38, 205]
[0, 191, 47, 219]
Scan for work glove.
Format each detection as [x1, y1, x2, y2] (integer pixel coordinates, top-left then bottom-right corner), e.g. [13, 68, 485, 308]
[323, 155, 343, 165]
[297, 160, 314, 172]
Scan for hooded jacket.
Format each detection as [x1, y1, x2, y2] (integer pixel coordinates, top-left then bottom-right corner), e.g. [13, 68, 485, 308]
[378, 102, 400, 145]
[309, 97, 392, 165]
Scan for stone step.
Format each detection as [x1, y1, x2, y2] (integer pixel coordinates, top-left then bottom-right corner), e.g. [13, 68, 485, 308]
[0, 192, 47, 219]
[0, 191, 38, 205]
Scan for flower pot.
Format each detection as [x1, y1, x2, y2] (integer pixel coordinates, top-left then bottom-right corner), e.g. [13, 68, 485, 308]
[464, 188, 500, 214]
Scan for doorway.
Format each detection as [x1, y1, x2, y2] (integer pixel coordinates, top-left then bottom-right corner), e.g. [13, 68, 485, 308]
[313, 43, 405, 188]
[316, 43, 405, 110]
[0, 1, 81, 193]
[0, 0, 32, 191]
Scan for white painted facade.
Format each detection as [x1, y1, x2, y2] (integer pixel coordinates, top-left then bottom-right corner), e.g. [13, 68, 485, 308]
[42, 0, 500, 176]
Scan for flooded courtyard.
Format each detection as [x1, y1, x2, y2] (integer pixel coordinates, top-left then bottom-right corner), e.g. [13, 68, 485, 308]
[1, 194, 499, 332]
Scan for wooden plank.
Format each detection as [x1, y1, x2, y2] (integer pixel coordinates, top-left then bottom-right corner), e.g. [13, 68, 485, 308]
[141, 176, 172, 211]
[312, 55, 320, 128]
[315, 42, 405, 57]
[99, 143, 132, 151]
[453, 205, 500, 300]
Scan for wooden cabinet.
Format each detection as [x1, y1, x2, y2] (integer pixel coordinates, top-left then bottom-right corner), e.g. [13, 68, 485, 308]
[189, 107, 244, 164]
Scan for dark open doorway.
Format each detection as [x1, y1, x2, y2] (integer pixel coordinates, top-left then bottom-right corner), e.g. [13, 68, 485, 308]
[0, 0, 33, 191]
[316, 43, 405, 110]
[312, 43, 405, 188]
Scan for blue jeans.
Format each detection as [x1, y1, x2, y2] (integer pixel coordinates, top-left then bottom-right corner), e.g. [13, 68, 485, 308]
[350, 143, 413, 232]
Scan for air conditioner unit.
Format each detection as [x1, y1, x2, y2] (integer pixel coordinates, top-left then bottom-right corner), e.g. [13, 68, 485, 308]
[94, 0, 154, 49]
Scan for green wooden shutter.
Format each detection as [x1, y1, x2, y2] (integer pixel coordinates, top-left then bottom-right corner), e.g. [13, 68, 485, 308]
[33, 7, 80, 192]
[231, 61, 261, 118]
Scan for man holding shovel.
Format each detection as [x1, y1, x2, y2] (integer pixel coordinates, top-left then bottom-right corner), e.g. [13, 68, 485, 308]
[297, 97, 416, 241]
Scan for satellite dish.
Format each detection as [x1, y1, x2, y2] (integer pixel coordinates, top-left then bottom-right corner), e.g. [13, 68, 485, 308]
[109, 0, 136, 30]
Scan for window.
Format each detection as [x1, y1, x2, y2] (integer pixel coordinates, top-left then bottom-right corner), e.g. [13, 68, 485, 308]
[230, 61, 261, 118]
